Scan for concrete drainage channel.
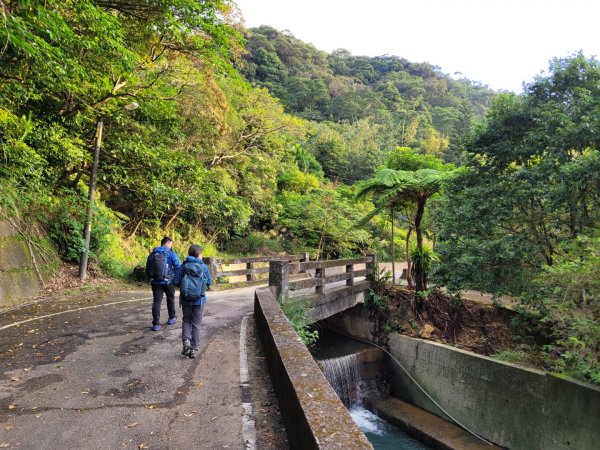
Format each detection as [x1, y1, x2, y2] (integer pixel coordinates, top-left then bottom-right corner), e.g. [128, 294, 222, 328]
[255, 288, 600, 449]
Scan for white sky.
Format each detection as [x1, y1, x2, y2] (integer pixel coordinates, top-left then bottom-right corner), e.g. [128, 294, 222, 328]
[234, 0, 600, 93]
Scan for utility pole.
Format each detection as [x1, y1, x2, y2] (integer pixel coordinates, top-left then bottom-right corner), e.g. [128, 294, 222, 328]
[79, 120, 103, 280]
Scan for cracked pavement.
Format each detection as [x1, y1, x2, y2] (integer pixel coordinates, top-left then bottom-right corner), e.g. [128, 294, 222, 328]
[0, 285, 288, 449]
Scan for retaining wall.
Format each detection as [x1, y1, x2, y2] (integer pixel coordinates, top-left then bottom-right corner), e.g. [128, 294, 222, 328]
[0, 220, 55, 309]
[388, 334, 600, 450]
[254, 286, 373, 449]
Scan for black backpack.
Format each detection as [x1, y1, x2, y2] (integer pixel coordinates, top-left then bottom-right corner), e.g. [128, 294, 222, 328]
[148, 250, 168, 281]
[180, 261, 207, 300]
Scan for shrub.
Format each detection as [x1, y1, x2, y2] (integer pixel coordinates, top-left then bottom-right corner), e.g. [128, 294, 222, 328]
[522, 231, 600, 385]
[281, 297, 319, 346]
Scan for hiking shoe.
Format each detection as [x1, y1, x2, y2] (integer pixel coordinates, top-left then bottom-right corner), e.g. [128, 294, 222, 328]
[167, 317, 177, 325]
[188, 349, 197, 359]
[152, 324, 160, 331]
[181, 339, 191, 357]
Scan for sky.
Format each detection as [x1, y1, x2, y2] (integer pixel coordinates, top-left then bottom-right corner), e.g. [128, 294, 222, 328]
[234, 0, 600, 92]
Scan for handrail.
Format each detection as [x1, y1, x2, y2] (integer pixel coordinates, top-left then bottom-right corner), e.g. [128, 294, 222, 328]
[208, 254, 306, 265]
[203, 253, 309, 290]
[269, 255, 377, 300]
[299, 256, 374, 271]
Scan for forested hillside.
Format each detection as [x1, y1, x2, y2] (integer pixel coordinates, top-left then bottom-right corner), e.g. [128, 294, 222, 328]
[241, 26, 496, 178]
[0, 1, 495, 271]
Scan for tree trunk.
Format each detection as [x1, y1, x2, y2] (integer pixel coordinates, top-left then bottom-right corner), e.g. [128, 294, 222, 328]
[415, 199, 426, 292]
[391, 207, 395, 285]
[405, 223, 413, 288]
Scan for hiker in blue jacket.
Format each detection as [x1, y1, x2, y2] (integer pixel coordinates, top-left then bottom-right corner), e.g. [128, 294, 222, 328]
[173, 244, 212, 359]
[145, 237, 181, 331]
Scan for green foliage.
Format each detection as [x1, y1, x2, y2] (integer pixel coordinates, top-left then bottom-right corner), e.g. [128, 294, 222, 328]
[365, 264, 392, 312]
[435, 54, 600, 296]
[277, 165, 320, 194]
[355, 168, 451, 207]
[0, 180, 61, 275]
[294, 145, 324, 178]
[492, 349, 532, 365]
[0, 4, 494, 279]
[410, 246, 439, 278]
[281, 298, 319, 346]
[386, 147, 453, 172]
[521, 232, 600, 384]
[277, 187, 372, 259]
[224, 232, 285, 256]
[46, 196, 86, 262]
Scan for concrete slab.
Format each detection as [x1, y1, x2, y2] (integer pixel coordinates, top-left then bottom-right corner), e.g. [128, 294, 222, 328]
[368, 397, 501, 450]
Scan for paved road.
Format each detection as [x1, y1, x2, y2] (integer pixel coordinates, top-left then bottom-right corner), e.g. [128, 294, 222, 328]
[0, 285, 286, 450]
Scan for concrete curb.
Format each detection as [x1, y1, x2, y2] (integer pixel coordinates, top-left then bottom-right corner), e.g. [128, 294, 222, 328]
[240, 313, 257, 450]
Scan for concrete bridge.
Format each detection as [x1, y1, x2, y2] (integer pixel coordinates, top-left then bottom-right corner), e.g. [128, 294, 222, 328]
[204, 254, 376, 323]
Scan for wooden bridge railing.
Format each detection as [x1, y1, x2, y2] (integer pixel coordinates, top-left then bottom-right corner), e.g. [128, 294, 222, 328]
[268, 255, 377, 301]
[203, 253, 309, 290]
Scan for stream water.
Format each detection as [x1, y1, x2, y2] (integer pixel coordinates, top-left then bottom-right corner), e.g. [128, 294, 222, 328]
[350, 406, 430, 450]
[313, 331, 430, 449]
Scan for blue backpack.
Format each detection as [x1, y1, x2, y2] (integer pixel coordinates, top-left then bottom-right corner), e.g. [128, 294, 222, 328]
[180, 261, 207, 300]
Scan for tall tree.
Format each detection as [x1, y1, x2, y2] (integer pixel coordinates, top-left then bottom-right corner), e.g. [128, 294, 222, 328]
[356, 168, 450, 292]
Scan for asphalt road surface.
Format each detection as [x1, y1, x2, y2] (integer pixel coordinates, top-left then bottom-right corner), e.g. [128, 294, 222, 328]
[0, 285, 288, 450]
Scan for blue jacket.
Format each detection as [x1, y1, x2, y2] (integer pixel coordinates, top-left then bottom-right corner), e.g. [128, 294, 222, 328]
[173, 256, 212, 306]
[145, 246, 181, 284]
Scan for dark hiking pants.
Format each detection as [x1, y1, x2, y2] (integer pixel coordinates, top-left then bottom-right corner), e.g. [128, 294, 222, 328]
[182, 304, 205, 351]
[151, 283, 176, 325]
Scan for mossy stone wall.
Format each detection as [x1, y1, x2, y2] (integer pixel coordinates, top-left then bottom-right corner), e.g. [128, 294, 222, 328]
[0, 220, 58, 309]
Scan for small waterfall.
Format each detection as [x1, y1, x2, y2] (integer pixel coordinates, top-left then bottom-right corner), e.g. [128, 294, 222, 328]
[318, 353, 362, 407]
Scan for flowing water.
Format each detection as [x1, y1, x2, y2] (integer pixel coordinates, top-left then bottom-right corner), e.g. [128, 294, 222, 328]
[318, 353, 362, 407]
[350, 406, 430, 450]
[315, 333, 430, 449]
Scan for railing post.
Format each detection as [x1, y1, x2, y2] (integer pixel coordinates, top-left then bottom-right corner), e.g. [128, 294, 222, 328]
[315, 264, 324, 294]
[269, 260, 289, 302]
[346, 263, 354, 286]
[300, 252, 310, 273]
[246, 261, 254, 282]
[366, 254, 377, 286]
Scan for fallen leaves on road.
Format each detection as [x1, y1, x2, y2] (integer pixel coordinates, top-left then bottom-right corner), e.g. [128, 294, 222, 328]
[7, 405, 15, 410]
[183, 411, 197, 417]
[126, 422, 138, 428]
[138, 443, 149, 449]
[145, 404, 157, 409]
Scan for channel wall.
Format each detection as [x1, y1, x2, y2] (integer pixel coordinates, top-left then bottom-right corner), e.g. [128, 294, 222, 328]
[387, 334, 600, 450]
[254, 286, 373, 449]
